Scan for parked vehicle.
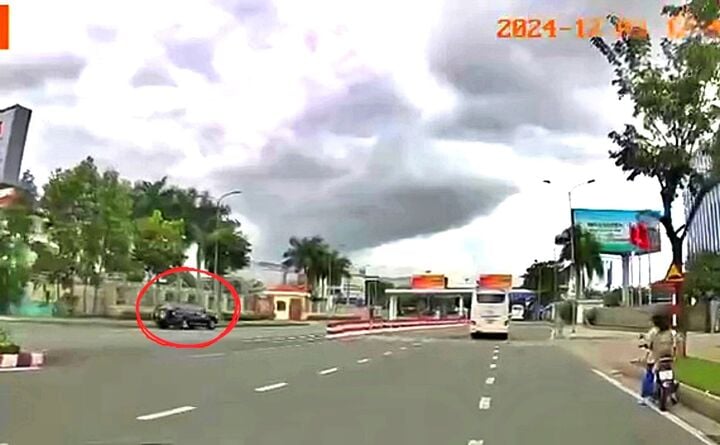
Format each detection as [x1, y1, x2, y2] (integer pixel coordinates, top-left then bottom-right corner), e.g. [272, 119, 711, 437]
[510, 304, 525, 321]
[153, 303, 218, 330]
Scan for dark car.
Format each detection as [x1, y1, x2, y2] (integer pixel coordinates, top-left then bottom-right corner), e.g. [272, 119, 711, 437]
[153, 303, 218, 330]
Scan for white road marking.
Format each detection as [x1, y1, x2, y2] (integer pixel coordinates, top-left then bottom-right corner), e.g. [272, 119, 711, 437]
[254, 382, 288, 393]
[485, 377, 495, 385]
[400, 346, 408, 350]
[357, 358, 370, 364]
[490, 363, 497, 369]
[492, 355, 498, 361]
[412, 343, 422, 347]
[591, 369, 716, 445]
[288, 336, 297, 340]
[0, 366, 41, 373]
[383, 351, 393, 356]
[318, 367, 339, 375]
[136, 406, 196, 421]
[478, 397, 492, 410]
[188, 352, 225, 359]
[467, 440, 484, 445]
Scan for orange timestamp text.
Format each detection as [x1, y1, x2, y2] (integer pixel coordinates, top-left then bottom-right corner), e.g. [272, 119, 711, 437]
[497, 16, 720, 40]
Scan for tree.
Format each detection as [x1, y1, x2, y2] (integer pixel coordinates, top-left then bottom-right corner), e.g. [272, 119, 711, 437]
[558, 226, 605, 293]
[0, 201, 34, 314]
[41, 158, 136, 314]
[41, 157, 101, 308]
[18, 170, 38, 204]
[203, 222, 251, 274]
[521, 260, 566, 305]
[133, 210, 186, 277]
[281, 236, 330, 294]
[590, 0, 720, 272]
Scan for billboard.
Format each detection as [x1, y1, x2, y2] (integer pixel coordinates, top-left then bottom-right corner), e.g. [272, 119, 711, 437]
[411, 274, 446, 289]
[477, 274, 513, 290]
[0, 104, 32, 186]
[571, 208, 662, 255]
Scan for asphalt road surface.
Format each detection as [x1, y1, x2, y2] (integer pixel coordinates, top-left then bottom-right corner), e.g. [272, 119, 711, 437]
[0, 322, 714, 444]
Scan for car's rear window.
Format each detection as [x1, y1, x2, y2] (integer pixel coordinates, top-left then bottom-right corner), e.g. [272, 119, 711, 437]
[476, 293, 506, 304]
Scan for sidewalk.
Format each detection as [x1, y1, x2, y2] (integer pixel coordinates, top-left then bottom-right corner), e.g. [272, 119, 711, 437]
[0, 316, 313, 328]
[688, 333, 720, 363]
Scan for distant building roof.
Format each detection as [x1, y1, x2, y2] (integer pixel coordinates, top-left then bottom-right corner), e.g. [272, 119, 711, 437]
[266, 284, 308, 293]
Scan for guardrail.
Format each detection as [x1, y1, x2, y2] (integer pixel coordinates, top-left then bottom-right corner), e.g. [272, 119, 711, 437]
[326, 316, 469, 339]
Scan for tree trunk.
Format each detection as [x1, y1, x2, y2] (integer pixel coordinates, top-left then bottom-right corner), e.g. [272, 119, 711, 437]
[82, 278, 89, 315]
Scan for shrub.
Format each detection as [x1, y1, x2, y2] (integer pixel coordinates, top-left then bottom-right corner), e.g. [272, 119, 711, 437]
[0, 326, 19, 354]
[557, 301, 574, 324]
[584, 307, 598, 325]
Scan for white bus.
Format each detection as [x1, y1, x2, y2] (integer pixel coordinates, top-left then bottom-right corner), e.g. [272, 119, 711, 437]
[470, 288, 510, 340]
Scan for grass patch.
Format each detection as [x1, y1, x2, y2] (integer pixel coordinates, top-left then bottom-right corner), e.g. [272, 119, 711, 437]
[675, 356, 720, 396]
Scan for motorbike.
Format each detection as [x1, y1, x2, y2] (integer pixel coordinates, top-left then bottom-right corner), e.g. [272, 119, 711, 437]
[638, 334, 678, 411]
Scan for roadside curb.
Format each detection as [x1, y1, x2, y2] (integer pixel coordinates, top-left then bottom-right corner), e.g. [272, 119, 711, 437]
[0, 351, 44, 371]
[624, 361, 720, 423]
[0, 316, 311, 329]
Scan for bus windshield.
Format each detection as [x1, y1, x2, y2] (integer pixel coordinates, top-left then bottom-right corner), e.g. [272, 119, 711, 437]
[476, 293, 506, 304]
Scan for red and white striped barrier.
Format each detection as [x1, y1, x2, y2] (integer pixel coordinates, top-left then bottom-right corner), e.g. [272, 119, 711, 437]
[0, 351, 44, 371]
[326, 316, 468, 339]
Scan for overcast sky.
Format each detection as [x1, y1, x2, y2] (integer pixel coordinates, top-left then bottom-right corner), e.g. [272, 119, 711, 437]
[5, 0, 686, 285]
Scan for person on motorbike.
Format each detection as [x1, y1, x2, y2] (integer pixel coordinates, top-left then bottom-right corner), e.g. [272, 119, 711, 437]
[641, 313, 678, 405]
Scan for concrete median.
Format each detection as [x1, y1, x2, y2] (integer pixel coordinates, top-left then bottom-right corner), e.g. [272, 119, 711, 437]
[0, 351, 44, 371]
[326, 316, 468, 339]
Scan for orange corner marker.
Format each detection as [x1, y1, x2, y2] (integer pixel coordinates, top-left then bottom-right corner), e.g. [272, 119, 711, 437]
[0, 5, 8, 50]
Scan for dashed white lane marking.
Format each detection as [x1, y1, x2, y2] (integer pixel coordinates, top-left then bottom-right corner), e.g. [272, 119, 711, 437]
[288, 336, 297, 340]
[490, 363, 497, 369]
[492, 355, 498, 361]
[136, 406, 196, 421]
[383, 351, 393, 356]
[189, 352, 225, 359]
[254, 382, 288, 393]
[412, 343, 422, 347]
[318, 367, 339, 375]
[400, 346, 408, 350]
[467, 440, 484, 445]
[0, 366, 41, 373]
[485, 377, 495, 385]
[591, 369, 716, 445]
[357, 358, 370, 364]
[478, 397, 492, 410]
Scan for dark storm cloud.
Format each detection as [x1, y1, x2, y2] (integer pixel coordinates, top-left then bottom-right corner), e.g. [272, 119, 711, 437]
[293, 76, 420, 138]
[130, 65, 177, 87]
[86, 26, 117, 42]
[41, 125, 180, 180]
[0, 55, 86, 90]
[163, 39, 219, 81]
[208, 127, 518, 259]
[428, 0, 669, 140]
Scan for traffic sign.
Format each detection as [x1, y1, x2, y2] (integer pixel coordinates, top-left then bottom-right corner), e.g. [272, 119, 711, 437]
[664, 263, 684, 283]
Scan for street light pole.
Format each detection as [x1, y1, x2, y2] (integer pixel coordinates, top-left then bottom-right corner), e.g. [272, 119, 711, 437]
[544, 179, 595, 334]
[213, 190, 242, 319]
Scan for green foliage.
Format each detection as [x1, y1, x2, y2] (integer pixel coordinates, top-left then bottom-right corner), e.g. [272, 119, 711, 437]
[133, 210, 186, 275]
[281, 236, 352, 294]
[591, 0, 720, 267]
[558, 225, 604, 288]
[203, 223, 251, 274]
[0, 203, 35, 314]
[521, 260, 565, 305]
[684, 252, 720, 300]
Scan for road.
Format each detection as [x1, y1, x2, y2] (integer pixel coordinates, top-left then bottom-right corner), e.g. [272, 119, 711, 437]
[0, 322, 715, 444]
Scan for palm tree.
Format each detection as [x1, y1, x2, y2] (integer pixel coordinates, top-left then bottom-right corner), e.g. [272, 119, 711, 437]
[559, 225, 604, 294]
[282, 236, 330, 294]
